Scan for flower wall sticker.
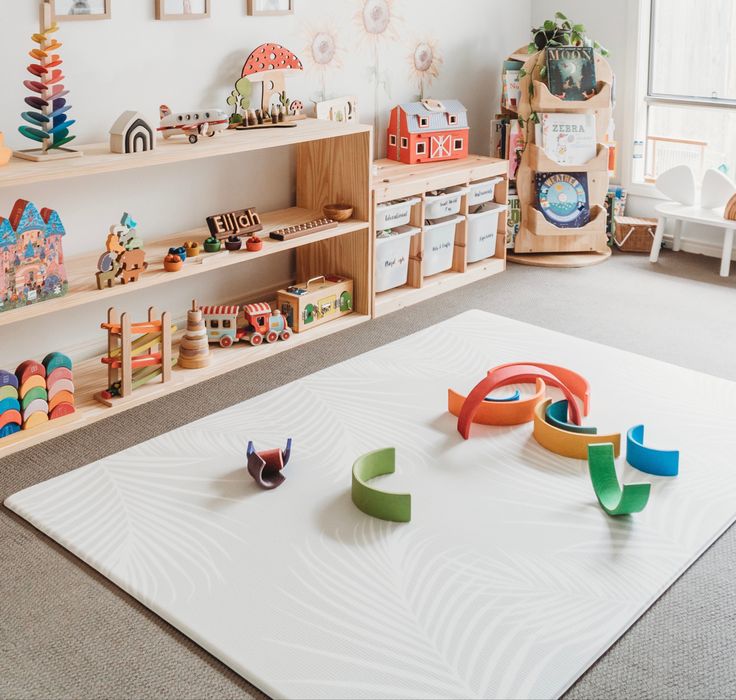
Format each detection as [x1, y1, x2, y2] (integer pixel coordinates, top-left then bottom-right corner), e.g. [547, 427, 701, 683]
[304, 26, 342, 103]
[409, 39, 442, 100]
[354, 0, 401, 139]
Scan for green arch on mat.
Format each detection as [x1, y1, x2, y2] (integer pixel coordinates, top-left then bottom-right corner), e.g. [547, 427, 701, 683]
[352, 448, 411, 523]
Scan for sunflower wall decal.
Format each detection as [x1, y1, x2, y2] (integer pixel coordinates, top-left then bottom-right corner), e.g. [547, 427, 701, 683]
[409, 39, 442, 100]
[354, 0, 401, 140]
[304, 26, 342, 103]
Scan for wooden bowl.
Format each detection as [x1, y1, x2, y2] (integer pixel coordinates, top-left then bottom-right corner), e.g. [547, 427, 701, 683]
[323, 203, 354, 222]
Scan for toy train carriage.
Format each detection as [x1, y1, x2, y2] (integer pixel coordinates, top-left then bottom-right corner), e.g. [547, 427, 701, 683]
[276, 275, 353, 333]
[201, 302, 291, 347]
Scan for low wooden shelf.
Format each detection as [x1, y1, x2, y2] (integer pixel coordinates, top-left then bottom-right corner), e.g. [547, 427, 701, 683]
[372, 155, 508, 318]
[0, 207, 369, 328]
[0, 312, 370, 459]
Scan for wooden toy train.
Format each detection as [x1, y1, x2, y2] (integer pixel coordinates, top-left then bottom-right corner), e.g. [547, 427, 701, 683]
[202, 302, 291, 347]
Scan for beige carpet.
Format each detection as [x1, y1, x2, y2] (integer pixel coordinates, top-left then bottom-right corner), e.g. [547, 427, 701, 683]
[2, 249, 735, 700]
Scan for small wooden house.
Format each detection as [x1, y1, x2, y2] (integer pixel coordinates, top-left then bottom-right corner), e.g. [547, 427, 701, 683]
[110, 111, 156, 154]
[386, 99, 469, 165]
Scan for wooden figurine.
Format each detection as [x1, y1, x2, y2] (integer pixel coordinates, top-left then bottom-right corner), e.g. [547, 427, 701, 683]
[206, 207, 262, 240]
[276, 275, 353, 333]
[0, 133, 11, 166]
[95, 212, 147, 289]
[386, 99, 469, 165]
[15, 1, 81, 162]
[316, 96, 358, 123]
[0, 199, 68, 313]
[109, 110, 156, 154]
[241, 43, 303, 114]
[157, 105, 229, 144]
[96, 307, 176, 406]
[177, 300, 212, 369]
[247, 438, 293, 490]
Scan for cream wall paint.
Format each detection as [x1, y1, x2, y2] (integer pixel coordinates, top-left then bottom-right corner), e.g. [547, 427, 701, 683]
[531, 0, 736, 262]
[0, 0, 531, 367]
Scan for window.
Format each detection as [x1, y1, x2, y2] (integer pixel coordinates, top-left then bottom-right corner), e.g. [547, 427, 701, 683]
[401, 137, 408, 149]
[416, 141, 426, 155]
[448, 114, 458, 125]
[389, 134, 397, 147]
[632, 0, 736, 184]
[419, 116, 429, 128]
[210, 319, 219, 329]
[223, 319, 232, 329]
[454, 138, 464, 151]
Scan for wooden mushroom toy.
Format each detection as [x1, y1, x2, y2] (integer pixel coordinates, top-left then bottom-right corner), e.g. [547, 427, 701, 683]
[241, 43, 304, 113]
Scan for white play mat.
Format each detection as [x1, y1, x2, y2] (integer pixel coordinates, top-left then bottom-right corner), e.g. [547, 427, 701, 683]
[6, 310, 736, 699]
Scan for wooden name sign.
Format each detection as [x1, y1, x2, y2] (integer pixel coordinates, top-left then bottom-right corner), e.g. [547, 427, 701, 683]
[206, 207, 263, 240]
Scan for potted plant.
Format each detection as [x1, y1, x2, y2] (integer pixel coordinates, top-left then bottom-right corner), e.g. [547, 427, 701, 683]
[528, 12, 609, 55]
[246, 235, 263, 252]
[163, 253, 183, 272]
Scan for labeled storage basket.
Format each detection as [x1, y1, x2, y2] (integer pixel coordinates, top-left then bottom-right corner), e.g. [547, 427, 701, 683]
[424, 215, 463, 277]
[375, 225, 420, 293]
[467, 203, 507, 263]
[424, 187, 467, 219]
[613, 216, 657, 253]
[375, 197, 421, 230]
[468, 178, 502, 207]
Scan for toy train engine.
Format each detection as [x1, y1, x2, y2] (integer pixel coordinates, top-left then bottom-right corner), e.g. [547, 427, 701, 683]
[201, 302, 292, 348]
[243, 302, 291, 345]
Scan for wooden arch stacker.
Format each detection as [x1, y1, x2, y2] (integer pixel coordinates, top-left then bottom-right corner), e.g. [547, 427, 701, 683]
[95, 307, 176, 407]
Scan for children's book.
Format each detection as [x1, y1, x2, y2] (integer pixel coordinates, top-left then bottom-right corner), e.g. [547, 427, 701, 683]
[507, 120, 524, 180]
[540, 113, 596, 165]
[506, 188, 521, 248]
[545, 46, 597, 101]
[501, 60, 523, 111]
[535, 172, 590, 228]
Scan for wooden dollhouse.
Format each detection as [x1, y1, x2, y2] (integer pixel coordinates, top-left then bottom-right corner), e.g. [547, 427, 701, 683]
[386, 99, 469, 165]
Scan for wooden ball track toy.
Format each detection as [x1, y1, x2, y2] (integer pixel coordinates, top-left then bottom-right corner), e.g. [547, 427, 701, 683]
[269, 218, 338, 242]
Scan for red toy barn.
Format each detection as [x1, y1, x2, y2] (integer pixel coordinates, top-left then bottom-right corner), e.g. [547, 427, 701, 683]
[386, 99, 469, 165]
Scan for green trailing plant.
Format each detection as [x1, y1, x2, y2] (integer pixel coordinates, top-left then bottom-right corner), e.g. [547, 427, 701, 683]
[527, 12, 609, 56]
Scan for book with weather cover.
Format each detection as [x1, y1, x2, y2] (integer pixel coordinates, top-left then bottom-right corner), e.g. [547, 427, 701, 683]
[535, 172, 590, 228]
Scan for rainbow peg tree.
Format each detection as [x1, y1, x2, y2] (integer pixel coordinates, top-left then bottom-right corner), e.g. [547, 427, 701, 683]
[15, 1, 81, 162]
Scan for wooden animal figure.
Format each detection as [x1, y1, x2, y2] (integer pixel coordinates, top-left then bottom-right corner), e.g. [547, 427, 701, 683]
[95, 256, 121, 289]
[118, 249, 148, 284]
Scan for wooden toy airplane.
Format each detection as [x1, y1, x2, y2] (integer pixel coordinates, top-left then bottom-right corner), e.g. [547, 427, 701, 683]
[158, 105, 229, 144]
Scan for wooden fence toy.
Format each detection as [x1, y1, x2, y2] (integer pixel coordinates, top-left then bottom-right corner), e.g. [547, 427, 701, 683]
[96, 307, 176, 407]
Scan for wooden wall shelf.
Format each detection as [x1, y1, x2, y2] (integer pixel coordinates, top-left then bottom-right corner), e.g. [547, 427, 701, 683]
[371, 156, 508, 318]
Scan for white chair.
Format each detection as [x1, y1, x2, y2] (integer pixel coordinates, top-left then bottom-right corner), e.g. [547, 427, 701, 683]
[650, 166, 736, 277]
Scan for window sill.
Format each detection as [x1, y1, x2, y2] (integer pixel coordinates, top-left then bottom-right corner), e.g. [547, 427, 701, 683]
[623, 181, 668, 201]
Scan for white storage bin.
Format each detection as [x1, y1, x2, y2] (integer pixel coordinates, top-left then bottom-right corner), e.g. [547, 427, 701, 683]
[468, 178, 502, 207]
[375, 226, 420, 293]
[424, 186, 467, 219]
[375, 197, 420, 230]
[423, 215, 463, 277]
[467, 203, 507, 263]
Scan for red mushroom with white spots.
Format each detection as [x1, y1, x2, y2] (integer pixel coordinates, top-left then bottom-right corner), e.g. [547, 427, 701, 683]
[241, 43, 304, 113]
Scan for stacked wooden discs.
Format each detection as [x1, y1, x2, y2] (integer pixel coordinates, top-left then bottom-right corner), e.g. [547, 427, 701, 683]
[178, 300, 212, 370]
[16, 359, 49, 430]
[44, 352, 76, 420]
[0, 371, 22, 439]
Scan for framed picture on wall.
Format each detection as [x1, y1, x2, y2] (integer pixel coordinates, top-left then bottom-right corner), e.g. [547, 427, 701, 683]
[247, 0, 294, 16]
[51, 0, 111, 21]
[156, 0, 210, 20]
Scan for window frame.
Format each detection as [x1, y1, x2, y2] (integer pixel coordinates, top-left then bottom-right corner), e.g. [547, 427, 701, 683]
[416, 141, 427, 155]
[448, 114, 458, 125]
[453, 137, 464, 151]
[400, 136, 409, 150]
[419, 116, 430, 128]
[389, 134, 397, 147]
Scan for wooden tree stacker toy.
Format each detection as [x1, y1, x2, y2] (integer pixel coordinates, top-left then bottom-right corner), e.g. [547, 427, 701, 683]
[96, 307, 176, 407]
[15, 1, 81, 162]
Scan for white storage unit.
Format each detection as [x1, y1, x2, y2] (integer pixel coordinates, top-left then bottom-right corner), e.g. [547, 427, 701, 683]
[375, 225, 420, 293]
[468, 178, 502, 207]
[375, 197, 421, 230]
[466, 203, 507, 263]
[423, 215, 463, 277]
[424, 187, 467, 219]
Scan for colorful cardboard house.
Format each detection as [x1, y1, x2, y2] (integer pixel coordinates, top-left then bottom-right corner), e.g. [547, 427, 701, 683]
[0, 200, 68, 313]
[386, 99, 470, 165]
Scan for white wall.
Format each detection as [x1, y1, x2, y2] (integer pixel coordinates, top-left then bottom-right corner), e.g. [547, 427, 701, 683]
[0, 0, 531, 367]
[531, 0, 735, 260]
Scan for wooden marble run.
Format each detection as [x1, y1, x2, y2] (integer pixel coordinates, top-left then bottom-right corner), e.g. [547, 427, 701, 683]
[247, 438, 292, 490]
[0, 352, 75, 440]
[96, 307, 175, 407]
[352, 448, 411, 523]
[16, 1, 80, 162]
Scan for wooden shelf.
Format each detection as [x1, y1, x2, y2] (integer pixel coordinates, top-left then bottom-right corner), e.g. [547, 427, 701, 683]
[374, 257, 504, 317]
[0, 312, 371, 459]
[0, 119, 372, 189]
[0, 207, 369, 328]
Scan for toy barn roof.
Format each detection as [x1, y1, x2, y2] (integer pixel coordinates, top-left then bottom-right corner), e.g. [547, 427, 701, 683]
[397, 100, 469, 134]
[0, 218, 16, 249]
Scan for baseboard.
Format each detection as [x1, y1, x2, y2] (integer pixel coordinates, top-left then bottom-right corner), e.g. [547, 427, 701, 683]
[662, 234, 736, 262]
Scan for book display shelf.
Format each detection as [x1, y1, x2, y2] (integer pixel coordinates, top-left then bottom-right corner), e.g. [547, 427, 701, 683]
[371, 156, 508, 317]
[505, 47, 613, 267]
[0, 119, 374, 458]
